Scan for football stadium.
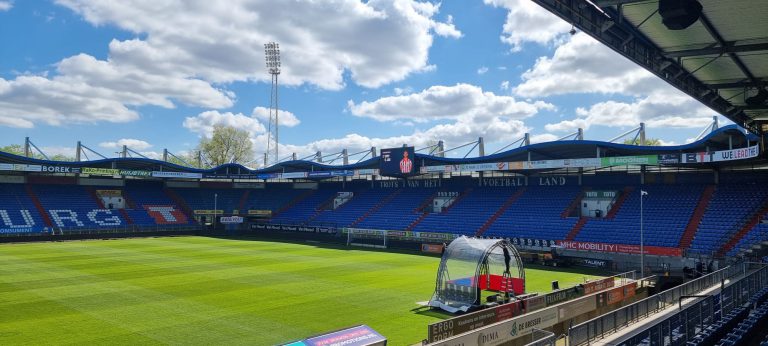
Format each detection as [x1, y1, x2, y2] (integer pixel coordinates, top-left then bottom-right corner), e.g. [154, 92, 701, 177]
[3, 1, 768, 346]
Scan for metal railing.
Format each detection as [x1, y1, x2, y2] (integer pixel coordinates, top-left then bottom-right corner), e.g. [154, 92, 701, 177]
[567, 264, 745, 345]
[614, 264, 768, 346]
[525, 329, 557, 346]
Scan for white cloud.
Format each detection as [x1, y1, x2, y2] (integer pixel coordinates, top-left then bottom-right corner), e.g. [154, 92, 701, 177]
[394, 86, 414, 96]
[514, 33, 660, 98]
[183, 111, 266, 139]
[0, 54, 233, 128]
[500, 81, 510, 91]
[40, 146, 76, 158]
[530, 133, 559, 143]
[348, 83, 553, 123]
[477, 66, 489, 75]
[99, 138, 153, 150]
[251, 107, 300, 127]
[137, 151, 163, 160]
[56, 0, 460, 90]
[545, 91, 716, 133]
[258, 84, 556, 159]
[0, 1, 12, 11]
[483, 0, 571, 51]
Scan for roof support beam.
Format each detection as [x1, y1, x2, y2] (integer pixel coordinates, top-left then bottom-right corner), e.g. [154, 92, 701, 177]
[665, 42, 768, 58]
[709, 80, 765, 90]
[530, 0, 759, 134]
[699, 14, 758, 83]
[593, 0, 647, 6]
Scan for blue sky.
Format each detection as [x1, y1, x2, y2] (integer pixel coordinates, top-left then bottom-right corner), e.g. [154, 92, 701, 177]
[0, 0, 727, 165]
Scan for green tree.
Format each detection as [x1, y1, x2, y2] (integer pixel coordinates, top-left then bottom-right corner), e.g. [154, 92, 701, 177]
[167, 151, 205, 168]
[623, 138, 662, 146]
[198, 125, 254, 167]
[0, 145, 74, 161]
[0, 144, 24, 156]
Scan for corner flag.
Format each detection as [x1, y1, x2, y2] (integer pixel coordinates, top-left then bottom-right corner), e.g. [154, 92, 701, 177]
[641, 190, 648, 196]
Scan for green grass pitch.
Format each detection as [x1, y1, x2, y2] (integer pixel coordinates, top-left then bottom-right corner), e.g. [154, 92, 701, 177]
[0, 236, 603, 345]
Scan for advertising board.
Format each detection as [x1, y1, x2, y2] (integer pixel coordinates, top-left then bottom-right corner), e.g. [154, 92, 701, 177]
[152, 171, 203, 179]
[219, 216, 244, 224]
[681, 145, 760, 163]
[556, 240, 683, 257]
[601, 155, 658, 166]
[290, 325, 386, 346]
[582, 277, 615, 295]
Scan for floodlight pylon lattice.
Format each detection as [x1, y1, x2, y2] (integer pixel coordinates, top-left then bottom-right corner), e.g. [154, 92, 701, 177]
[264, 42, 281, 167]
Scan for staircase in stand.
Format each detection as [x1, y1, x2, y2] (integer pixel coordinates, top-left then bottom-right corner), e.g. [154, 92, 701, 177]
[24, 185, 53, 228]
[475, 188, 527, 237]
[414, 190, 440, 213]
[124, 195, 137, 209]
[237, 190, 251, 214]
[118, 209, 134, 224]
[406, 188, 473, 231]
[163, 188, 196, 224]
[717, 201, 768, 256]
[349, 189, 403, 227]
[605, 186, 635, 219]
[565, 217, 589, 241]
[561, 190, 587, 218]
[679, 185, 716, 249]
[304, 193, 342, 224]
[86, 187, 106, 208]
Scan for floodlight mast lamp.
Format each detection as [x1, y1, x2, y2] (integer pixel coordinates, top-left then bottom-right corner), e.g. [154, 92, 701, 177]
[264, 42, 281, 167]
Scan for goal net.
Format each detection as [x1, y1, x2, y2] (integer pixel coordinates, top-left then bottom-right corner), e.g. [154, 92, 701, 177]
[345, 228, 388, 249]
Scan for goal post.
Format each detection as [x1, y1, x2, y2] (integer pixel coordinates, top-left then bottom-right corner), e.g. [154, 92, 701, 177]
[345, 228, 388, 249]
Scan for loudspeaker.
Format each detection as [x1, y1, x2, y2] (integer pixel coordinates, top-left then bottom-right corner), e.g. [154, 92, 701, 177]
[551, 280, 559, 290]
[659, 0, 703, 30]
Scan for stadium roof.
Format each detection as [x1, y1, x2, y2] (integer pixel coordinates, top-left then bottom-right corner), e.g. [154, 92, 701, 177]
[0, 125, 759, 176]
[532, 0, 768, 135]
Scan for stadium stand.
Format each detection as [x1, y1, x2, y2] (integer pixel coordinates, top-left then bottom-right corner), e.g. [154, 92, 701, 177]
[123, 182, 192, 226]
[268, 188, 337, 225]
[688, 184, 768, 254]
[174, 187, 243, 214]
[483, 186, 581, 240]
[312, 188, 396, 227]
[354, 187, 436, 230]
[411, 187, 515, 236]
[575, 185, 704, 247]
[240, 185, 308, 214]
[32, 184, 126, 229]
[0, 184, 47, 233]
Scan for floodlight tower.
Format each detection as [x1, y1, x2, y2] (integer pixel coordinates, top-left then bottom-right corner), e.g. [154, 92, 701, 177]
[264, 42, 281, 167]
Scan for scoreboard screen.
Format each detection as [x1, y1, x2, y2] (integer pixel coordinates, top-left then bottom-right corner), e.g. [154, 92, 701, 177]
[379, 146, 417, 176]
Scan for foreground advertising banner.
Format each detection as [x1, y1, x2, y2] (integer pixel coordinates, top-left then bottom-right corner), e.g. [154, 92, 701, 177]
[556, 240, 683, 257]
[428, 302, 523, 342]
[681, 145, 760, 163]
[285, 325, 387, 346]
[582, 277, 615, 295]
